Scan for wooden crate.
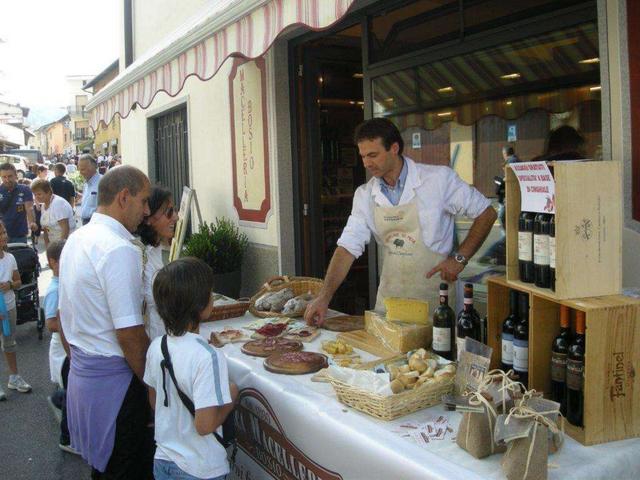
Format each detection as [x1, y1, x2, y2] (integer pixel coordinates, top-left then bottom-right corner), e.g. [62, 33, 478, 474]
[487, 275, 640, 445]
[505, 161, 622, 299]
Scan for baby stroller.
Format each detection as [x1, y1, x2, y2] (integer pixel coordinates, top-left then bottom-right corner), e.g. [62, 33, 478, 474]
[8, 237, 43, 339]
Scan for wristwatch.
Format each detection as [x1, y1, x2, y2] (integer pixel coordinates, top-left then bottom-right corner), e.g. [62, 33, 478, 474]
[451, 252, 469, 266]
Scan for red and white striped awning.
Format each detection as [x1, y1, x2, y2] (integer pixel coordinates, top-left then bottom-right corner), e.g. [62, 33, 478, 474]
[87, 0, 357, 129]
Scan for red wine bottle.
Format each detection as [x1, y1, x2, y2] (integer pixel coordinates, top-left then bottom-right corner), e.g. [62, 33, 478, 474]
[518, 212, 535, 283]
[551, 305, 571, 415]
[456, 284, 479, 359]
[513, 293, 529, 388]
[549, 214, 556, 291]
[534, 213, 551, 288]
[501, 290, 519, 371]
[432, 283, 455, 360]
[567, 310, 585, 426]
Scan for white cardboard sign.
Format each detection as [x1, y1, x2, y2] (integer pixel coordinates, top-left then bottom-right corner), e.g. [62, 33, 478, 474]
[510, 161, 555, 214]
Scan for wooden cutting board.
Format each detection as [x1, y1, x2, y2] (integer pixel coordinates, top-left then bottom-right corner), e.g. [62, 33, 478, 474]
[264, 352, 328, 375]
[337, 330, 399, 358]
[241, 339, 303, 357]
[323, 315, 364, 332]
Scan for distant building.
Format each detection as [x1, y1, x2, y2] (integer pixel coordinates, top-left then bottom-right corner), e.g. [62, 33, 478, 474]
[44, 114, 72, 156]
[0, 98, 32, 150]
[65, 75, 95, 154]
[83, 60, 120, 155]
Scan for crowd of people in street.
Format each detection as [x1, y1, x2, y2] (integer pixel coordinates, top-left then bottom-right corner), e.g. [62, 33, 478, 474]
[0, 155, 237, 480]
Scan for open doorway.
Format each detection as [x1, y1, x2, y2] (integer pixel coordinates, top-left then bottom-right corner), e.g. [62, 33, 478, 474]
[293, 24, 369, 314]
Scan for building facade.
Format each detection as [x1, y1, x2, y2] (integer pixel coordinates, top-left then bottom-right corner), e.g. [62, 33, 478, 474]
[65, 75, 94, 154]
[86, 0, 640, 300]
[85, 60, 121, 155]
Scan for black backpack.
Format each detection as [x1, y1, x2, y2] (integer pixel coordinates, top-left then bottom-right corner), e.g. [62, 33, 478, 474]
[159, 335, 237, 463]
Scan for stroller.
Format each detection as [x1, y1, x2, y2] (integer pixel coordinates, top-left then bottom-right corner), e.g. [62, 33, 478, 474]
[8, 237, 44, 339]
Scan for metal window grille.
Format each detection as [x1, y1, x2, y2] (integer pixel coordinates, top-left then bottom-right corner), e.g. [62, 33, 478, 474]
[154, 107, 189, 209]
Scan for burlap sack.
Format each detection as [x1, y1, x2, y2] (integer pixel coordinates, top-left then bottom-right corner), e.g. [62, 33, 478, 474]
[456, 407, 507, 459]
[501, 422, 549, 480]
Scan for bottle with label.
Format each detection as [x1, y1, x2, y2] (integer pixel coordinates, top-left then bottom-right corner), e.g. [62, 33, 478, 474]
[501, 290, 519, 372]
[456, 284, 479, 359]
[551, 305, 571, 415]
[513, 293, 529, 388]
[567, 310, 586, 426]
[534, 213, 551, 288]
[432, 283, 455, 360]
[518, 211, 535, 283]
[549, 214, 556, 291]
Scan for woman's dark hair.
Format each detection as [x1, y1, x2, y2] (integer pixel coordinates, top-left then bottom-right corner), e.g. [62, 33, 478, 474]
[545, 126, 586, 159]
[137, 185, 173, 246]
[353, 118, 404, 155]
[153, 257, 214, 336]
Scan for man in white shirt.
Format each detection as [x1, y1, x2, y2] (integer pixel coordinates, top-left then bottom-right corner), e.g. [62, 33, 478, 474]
[59, 165, 153, 478]
[77, 155, 102, 225]
[305, 118, 497, 325]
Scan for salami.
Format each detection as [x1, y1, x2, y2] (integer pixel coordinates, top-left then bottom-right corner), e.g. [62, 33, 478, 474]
[264, 351, 328, 375]
[241, 338, 303, 357]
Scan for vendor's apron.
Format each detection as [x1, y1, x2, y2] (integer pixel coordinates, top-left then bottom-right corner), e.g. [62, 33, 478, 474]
[374, 199, 449, 313]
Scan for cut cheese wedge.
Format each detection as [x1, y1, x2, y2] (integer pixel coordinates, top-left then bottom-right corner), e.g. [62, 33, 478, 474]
[383, 297, 430, 325]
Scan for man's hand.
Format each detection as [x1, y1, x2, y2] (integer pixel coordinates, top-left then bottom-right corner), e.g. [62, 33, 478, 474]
[0, 281, 11, 292]
[29, 222, 38, 232]
[304, 295, 331, 326]
[426, 257, 465, 282]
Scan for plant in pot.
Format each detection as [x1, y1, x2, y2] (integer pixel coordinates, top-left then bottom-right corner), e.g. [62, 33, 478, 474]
[182, 217, 249, 299]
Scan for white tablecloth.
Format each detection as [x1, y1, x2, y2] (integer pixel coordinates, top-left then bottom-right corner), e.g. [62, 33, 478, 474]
[200, 314, 640, 480]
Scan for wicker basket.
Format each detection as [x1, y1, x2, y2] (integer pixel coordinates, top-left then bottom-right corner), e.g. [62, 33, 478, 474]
[329, 356, 455, 421]
[205, 299, 251, 322]
[249, 275, 323, 318]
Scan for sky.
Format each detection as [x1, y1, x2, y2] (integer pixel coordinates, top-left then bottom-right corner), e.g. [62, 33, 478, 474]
[0, 0, 119, 122]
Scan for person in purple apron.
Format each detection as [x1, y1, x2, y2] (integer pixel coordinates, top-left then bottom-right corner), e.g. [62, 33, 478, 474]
[59, 165, 153, 479]
[305, 118, 497, 325]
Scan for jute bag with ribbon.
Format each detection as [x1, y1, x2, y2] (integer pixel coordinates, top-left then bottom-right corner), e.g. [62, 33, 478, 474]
[494, 397, 563, 480]
[456, 370, 520, 459]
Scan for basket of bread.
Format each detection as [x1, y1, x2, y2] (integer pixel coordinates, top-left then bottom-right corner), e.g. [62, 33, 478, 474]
[328, 349, 456, 421]
[249, 276, 323, 318]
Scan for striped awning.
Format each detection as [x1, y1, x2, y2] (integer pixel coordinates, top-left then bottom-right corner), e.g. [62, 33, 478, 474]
[87, 0, 356, 129]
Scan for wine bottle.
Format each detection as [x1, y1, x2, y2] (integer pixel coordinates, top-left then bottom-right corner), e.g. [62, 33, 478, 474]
[432, 283, 455, 360]
[567, 310, 586, 426]
[501, 290, 519, 372]
[513, 293, 529, 388]
[549, 214, 556, 291]
[551, 305, 571, 415]
[456, 284, 478, 359]
[518, 212, 535, 283]
[534, 213, 551, 288]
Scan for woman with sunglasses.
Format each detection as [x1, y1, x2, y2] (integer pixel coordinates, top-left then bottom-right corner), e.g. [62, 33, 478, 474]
[136, 185, 179, 340]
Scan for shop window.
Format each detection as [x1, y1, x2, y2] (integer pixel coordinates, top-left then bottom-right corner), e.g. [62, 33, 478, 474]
[153, 107, 189, 209]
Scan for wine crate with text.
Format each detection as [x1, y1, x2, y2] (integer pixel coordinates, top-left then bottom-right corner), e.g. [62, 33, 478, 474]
[487, 275, 640, 446]
[505, 161, 622, 299]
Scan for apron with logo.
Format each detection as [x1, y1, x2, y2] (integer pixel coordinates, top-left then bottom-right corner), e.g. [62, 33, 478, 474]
[374, 199, 451, 313]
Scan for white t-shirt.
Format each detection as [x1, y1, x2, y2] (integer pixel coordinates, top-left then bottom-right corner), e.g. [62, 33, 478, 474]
[143, 244, 167, 340]
[144, 332, 232, 479]
[41, 194, 74, 243]
[0, 253, 18, 310]
[59, 213, 144, 357]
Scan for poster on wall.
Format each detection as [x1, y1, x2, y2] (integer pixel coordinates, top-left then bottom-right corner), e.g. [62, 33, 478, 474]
[229, 58, 272, 226]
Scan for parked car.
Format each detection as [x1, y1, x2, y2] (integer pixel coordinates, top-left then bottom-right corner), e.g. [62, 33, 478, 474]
[0, 154, 30, 178]
[7, 148, 43, 165]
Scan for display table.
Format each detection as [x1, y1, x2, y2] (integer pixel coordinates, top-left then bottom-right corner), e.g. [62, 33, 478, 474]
[200, 314, 640, 480]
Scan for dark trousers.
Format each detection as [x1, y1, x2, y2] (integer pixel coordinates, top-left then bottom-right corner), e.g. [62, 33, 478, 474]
[90, 376, 155, 480]
[60, 356, 70, 444]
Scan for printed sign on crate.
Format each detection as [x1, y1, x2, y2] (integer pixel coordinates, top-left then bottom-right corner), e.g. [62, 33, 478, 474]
[510, 161, 555, 214]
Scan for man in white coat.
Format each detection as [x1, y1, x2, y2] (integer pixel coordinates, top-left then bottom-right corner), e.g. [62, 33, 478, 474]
[305, 118, 497, 325]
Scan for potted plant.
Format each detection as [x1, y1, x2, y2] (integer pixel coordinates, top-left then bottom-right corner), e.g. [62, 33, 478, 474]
[182, 217, 249, 298]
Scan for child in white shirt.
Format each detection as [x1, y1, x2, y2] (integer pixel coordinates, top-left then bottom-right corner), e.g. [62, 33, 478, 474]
[144, 257, 238, 480]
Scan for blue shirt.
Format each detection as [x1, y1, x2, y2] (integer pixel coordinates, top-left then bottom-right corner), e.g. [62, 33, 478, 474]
[0, 184, 33, 238]
[44, 276, 59, 320]
[80, 173, 101, 220]
[379, 157, 408, 206]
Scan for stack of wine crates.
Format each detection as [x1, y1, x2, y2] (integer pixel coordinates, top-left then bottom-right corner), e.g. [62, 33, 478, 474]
[486, 161, 640, 445]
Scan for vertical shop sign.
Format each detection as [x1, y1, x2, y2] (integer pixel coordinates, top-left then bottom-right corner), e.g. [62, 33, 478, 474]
[229, 58, 271, 224]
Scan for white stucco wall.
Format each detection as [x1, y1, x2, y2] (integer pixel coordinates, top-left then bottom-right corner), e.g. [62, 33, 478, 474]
[120, 54, 280, 248]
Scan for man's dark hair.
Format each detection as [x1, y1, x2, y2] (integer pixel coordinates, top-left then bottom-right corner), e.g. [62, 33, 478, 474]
[502, 146, 515, 156]
[153, 257, 214, 336]
[78, 154, 97, 167]
[353, 118, 404, 155]
[37, 165, 47, 173]
[137, 185, 173, 246]
[0, 163, 17, 173]
[97, 165, 148, 206]
[46, 239, 66, 262]
[545, 125, 586, 159]
[54, 162, 66, 175]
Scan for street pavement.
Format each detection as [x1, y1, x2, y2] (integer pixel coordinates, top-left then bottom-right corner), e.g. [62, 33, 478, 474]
[0, 241, 89, 479]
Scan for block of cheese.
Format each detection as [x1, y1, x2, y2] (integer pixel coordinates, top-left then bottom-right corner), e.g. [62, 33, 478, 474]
[365, 310, 431, 353]
[383, 297, 430, 325]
